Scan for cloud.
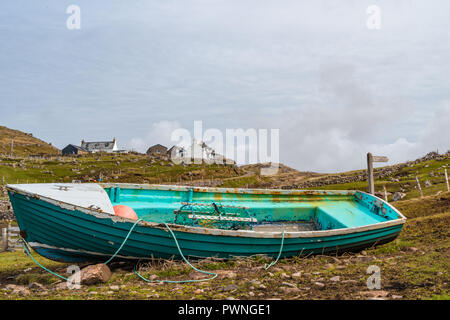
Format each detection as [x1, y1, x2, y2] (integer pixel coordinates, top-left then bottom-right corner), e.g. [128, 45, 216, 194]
[0, 1, 448, 172]
[276, 99, 449, 172]
[129, 120, 182, 153]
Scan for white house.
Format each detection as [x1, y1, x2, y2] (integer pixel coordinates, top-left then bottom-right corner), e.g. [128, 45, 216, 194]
[80, 138, 119, 153]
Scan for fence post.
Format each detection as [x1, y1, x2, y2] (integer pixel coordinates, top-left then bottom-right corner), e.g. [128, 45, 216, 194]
[2, 227, 8, 251]
[445, 168, 449, 192]
[383, 185, 388, 202]
[367, 153, 374, 194]
[415, 175, 423, 198]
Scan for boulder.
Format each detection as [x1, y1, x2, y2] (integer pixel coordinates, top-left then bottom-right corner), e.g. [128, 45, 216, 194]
[392, 192, 406, 202]
[77, 263, 112, 285]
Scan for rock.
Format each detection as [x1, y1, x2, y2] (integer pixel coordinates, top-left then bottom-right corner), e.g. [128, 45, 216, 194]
[10, 285, 30, 295]
[193, 289, 204, 294]
[248, 291, 255, 297]
[392, 192, 406, 202]
[281, 282, 296, 288]
[28, 282, 46, 291]
[330, 276, 340, 282]
[359, 290, 390, 298]
[424, 180, 432, 187]
[216, 270, 237, 279]
[354, 255, 374, 262]
[407, 247, 419, 252]
[223, 284, 239, 292]
[391, 295, 403, 299]
[341, 280, 358, 284]
[280, 272, 290, 279]
[292, 272, 303, 278]
[6, 284, 18, 290]
[361, 250, 367, 256]
[314, 282, 325, 288]
[148, 274, 159, 281]
[55, 282, 68, 290]
[109, 285, 120, 291]
[78, 263, 112, 285]
[280, 287, 300, 294]
[259, 284, 267, 289]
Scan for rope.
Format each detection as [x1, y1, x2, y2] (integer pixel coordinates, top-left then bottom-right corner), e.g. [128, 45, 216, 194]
[20, 238, 68, 281]
[264, 230, 285, 270]
[103, 218, 143, 265]
[21, 218, 216, 284]
[133, 222, 217, 283]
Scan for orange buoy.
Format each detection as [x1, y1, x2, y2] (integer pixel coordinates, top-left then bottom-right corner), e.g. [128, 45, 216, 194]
[113, 205, 138, 220]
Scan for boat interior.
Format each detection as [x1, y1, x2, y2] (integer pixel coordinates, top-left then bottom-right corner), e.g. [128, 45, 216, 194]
[104, 185, 401, 232]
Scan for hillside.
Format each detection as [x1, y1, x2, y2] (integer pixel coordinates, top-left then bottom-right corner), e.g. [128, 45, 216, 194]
[226, 152, 450, 201]
[0, 150, 449, 300]
[0, 126, 60, 157]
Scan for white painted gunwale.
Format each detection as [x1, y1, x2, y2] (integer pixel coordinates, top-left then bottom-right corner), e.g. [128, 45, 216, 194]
[7, 183, 406, 239]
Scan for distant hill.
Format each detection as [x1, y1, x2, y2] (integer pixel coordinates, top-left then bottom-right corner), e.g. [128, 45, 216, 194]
[0, 126, 60, 156]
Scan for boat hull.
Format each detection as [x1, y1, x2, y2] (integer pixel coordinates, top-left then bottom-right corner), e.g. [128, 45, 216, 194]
[8, 189, 404, 263]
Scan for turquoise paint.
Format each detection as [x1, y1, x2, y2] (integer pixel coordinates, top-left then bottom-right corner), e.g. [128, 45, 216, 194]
[8, 185, 406, 263]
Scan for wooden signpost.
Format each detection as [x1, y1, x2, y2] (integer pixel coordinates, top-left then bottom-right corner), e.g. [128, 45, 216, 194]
[367, 153, 389, 195]
[445, 168, 449, 192]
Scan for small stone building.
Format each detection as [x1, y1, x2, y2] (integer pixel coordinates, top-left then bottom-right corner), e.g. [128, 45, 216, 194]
[167, 146, 185, 160]
[146, 144, 168, 157]
[62, 144, 88, 156]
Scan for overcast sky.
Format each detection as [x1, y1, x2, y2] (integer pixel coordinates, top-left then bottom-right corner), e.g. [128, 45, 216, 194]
[0, 1, 449, 172]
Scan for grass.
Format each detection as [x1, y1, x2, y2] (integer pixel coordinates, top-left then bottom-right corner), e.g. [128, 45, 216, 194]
[0, 153, 449, 300]
[0, 154, 242, 185]
[1, 194, 448, 300]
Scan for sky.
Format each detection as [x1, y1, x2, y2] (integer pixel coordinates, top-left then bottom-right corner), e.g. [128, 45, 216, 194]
[0, 0, 449, 172]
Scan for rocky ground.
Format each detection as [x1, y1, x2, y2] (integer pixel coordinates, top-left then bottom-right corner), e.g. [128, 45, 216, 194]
[0, 192, 448, 300]
[0, 151, 448, 300]
[0, 198, 14, 221]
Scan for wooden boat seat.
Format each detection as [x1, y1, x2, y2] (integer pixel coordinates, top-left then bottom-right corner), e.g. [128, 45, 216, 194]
[317, 203, 384, 228]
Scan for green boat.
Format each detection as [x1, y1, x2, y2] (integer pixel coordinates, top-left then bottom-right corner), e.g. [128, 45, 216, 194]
[6, 183, 406, 263]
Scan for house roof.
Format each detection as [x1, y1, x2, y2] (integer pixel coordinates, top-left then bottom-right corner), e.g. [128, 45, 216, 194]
[82, 141, 116, 152]
[146, 144, 168, 154]
[63, 144, 88, 152]
[147, 144, 167, 149]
